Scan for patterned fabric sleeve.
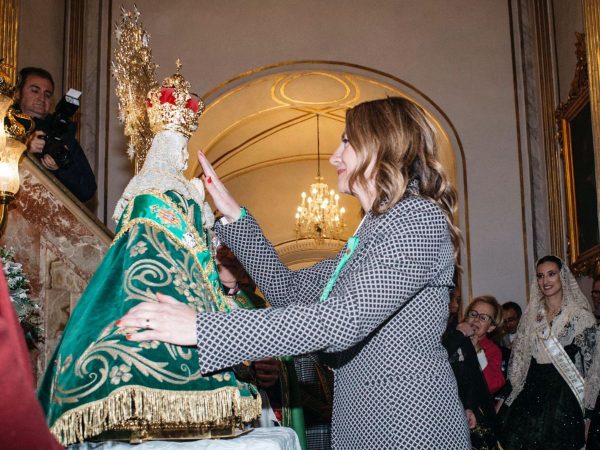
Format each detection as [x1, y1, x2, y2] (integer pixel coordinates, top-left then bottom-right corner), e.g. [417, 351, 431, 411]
[198, 204, 448, 373]
[214, 212, 340, 308]
[574, 324, 598, 376]
[586, 326, 600, 417]
[576, 323, 600, 411]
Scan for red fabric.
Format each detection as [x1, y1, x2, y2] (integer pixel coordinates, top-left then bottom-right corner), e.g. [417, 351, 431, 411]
[479, 336, 505, 395]
[159, 87, 176, 105]
[0, 264, 63, 450]
[185, 97, 200, 112]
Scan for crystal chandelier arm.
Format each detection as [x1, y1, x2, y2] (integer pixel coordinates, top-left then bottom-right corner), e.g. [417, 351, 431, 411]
[214, 211, 341, 308]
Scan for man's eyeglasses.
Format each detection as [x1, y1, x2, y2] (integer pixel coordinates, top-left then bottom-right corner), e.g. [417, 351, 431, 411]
[467, 310, 495, 325]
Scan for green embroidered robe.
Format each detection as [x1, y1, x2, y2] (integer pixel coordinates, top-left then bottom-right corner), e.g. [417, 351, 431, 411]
[38, 191, 261, 445]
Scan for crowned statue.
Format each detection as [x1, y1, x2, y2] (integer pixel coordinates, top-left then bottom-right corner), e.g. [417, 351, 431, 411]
[37, 10, 262, 446]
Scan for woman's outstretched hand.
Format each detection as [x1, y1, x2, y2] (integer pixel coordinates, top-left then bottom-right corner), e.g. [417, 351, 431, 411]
[116, 293, 197, 346]
[197, 150, 242, 222]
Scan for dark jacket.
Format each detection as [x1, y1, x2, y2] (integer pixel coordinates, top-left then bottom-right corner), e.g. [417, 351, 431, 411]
[444, 327, 499, 448]
[33, 117, 96, 202]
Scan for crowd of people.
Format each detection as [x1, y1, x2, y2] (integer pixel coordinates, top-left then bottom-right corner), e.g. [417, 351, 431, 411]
[444, 268, 600, 449]
[1, 79, 599, 450]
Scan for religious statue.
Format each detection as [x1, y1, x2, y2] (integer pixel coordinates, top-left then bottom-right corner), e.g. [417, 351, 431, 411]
[37, 9, 262, 446]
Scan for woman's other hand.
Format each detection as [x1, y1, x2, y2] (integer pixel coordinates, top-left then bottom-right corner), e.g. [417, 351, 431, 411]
[456, 321, 474, 338]
[495, 399, 504, 413]
[465, 409, 477, 429]
[117, 293, 196, 346]
[254, 358, 281, 389]
[197, 150, 241, 222]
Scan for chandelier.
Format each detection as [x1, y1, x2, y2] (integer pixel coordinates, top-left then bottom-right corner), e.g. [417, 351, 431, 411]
[295, 115, 346, 241]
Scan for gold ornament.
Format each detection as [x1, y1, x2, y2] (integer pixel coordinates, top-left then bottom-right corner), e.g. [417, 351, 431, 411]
[4, 107, 34, 142]
[146, 60, 204, 139]
[0, 59, 34, 142]
[112, 8, 204, 173]
[112, 6, 159, 172]
[0, 59, 14, 97]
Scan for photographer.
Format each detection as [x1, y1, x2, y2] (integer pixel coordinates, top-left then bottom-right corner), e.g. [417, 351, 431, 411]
[15, 67, 96, 203]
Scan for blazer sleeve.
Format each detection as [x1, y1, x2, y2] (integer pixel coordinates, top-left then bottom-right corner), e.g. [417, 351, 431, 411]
[214, 211, 339, 308]
[198, 203, 450, 373]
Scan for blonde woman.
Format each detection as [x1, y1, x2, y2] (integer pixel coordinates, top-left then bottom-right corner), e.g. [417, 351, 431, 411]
[443, 295, 504, 449]
[464, 295, 505, 395]
[119, 97, 471, 449]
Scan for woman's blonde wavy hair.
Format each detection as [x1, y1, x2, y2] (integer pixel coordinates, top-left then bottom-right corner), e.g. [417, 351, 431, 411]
[345, 96, 461, 258]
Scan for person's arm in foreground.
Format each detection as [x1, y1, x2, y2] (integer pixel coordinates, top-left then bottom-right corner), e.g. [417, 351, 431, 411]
[207, 151, 337, 308]
[0, 265, 64, 450]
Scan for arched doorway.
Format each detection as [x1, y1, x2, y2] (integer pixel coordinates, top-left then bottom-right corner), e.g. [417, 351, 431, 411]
[188, 61, 470, 293]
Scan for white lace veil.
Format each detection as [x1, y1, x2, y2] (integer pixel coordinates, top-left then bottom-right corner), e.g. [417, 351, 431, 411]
[506, 256, 600, 410]
[112, 130, 214, 228]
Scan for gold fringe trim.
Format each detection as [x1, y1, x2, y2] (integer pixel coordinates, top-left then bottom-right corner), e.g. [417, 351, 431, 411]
[50, 385, 263, 446]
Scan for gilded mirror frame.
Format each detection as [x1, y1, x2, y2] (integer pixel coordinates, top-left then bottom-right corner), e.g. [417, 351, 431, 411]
[556, 33, 600, 276]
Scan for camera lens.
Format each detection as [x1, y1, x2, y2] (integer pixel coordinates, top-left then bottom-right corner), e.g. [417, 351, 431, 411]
[44, 139, 72, 168]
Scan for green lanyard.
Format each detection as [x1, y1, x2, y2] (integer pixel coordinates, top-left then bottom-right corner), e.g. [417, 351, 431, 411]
[319, 235, 360, 302]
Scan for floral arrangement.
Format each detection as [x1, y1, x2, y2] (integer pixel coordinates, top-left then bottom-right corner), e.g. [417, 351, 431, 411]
[0, 246, 43, 346]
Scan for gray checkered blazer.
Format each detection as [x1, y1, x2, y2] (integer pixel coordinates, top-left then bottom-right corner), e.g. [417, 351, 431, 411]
[197, 193, 470, 449]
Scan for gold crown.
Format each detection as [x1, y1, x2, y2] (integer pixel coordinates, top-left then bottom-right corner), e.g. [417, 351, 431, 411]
[146, 60, 204, 138]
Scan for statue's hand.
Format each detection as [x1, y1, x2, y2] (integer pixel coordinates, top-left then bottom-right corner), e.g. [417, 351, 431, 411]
[117, 292, 197, 346]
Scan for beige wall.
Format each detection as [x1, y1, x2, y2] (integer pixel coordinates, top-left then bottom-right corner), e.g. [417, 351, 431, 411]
[17, 0, 65, 97]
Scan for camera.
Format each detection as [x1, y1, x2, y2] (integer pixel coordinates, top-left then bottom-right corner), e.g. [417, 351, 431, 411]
[34, 88, 81, 169]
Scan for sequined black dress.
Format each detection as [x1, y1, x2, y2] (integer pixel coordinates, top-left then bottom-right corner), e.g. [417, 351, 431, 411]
[499, 344, 585, 450]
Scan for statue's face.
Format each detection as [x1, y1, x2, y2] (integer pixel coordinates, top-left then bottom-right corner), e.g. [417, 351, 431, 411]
[178, 138, 189, 172]
[145, 130, 190, 174]
[153, 130, 189, 172]
[168, 131, 189, 172]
